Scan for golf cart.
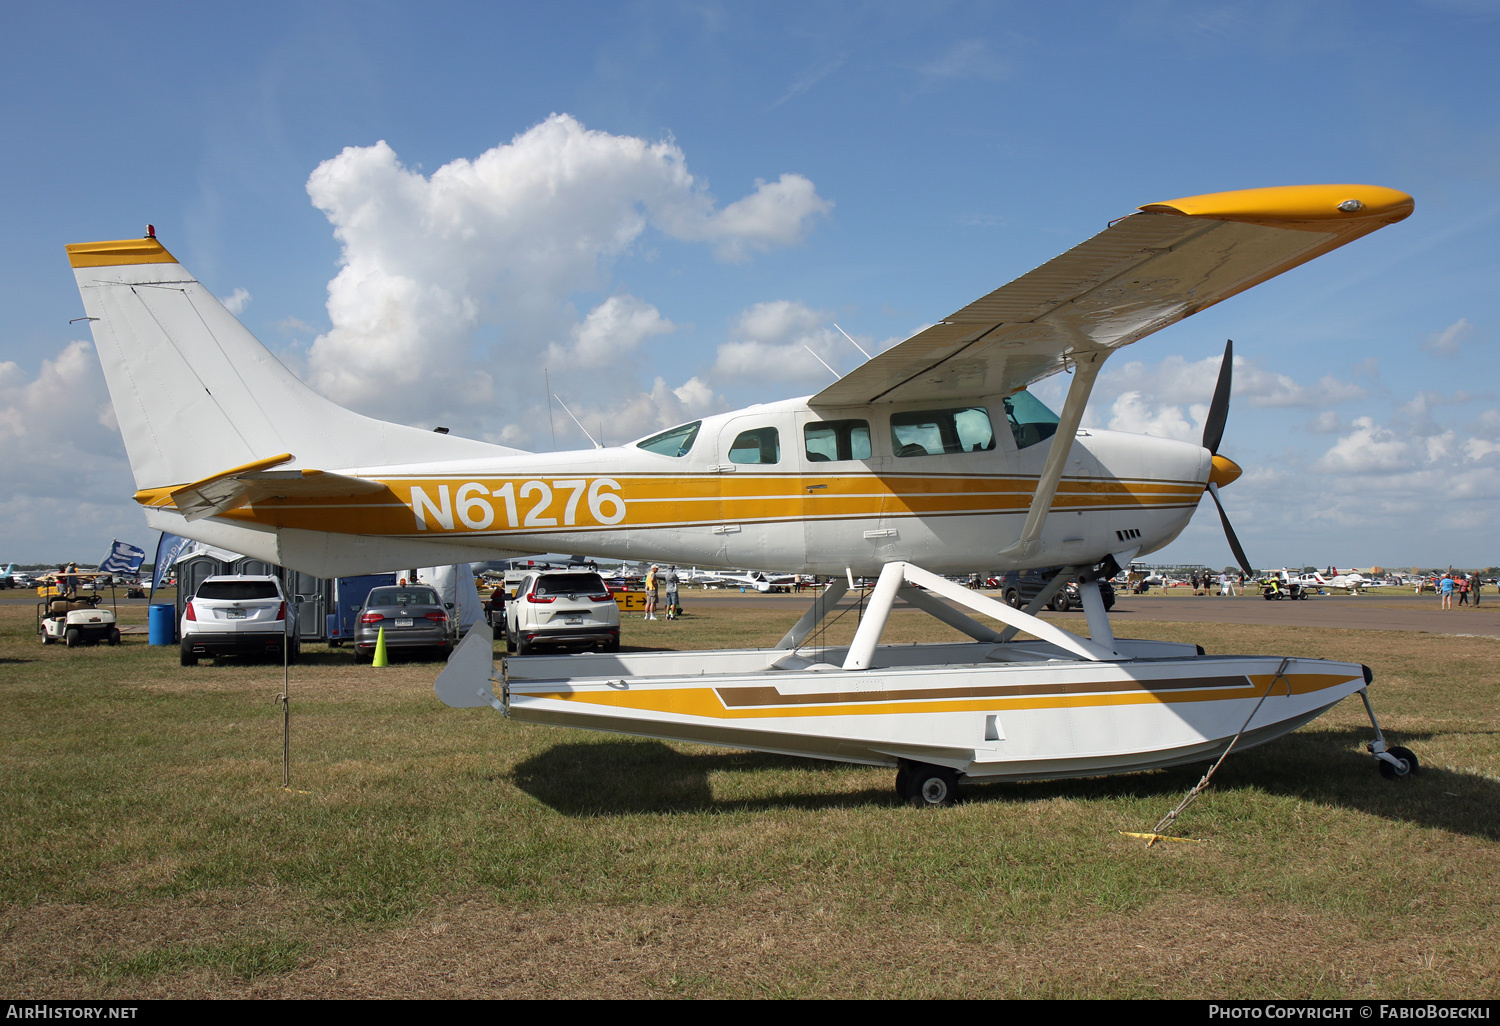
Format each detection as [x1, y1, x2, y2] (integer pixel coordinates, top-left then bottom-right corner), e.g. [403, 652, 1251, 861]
[37, 572, 121, 647]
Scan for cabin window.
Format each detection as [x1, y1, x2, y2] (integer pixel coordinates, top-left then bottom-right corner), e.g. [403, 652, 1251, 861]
[890, 407, 995, 457]
[728, 427, 781, 465]
[1004, 391, 1060, 450]
[636, 420, 701, 457]
[804, 419, 871, 462]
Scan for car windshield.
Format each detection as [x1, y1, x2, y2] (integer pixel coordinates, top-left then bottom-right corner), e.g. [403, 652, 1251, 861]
[196, 581, 280, 600]
[534, 574, 607, 597]
[366, 587, 440, 606]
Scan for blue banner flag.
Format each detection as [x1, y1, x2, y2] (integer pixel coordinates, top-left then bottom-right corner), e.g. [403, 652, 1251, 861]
[100, 539, 146, 576]
[151, 533, 193, 594]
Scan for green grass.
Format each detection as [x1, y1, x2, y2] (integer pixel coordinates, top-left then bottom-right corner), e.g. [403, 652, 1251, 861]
[1, 597, 1496, 998]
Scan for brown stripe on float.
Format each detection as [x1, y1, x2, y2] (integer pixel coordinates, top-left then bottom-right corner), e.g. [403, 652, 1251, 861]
[714, 675, 1251, 708]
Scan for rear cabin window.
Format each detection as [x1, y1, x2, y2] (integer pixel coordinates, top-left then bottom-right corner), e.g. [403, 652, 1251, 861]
[890, 407, 996, 457]
[636, 421, 701, 457]
[534, 574, 608, 597]
[728, 427, 780, 464]
[196, 580, 280, 600]
[804, 419, 871, 462]
[366, 587, 440, 606]
[1003, 391, 1061, 450]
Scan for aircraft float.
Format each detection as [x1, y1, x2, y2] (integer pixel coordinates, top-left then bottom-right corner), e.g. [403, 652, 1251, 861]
[69, 184, 1420, 805]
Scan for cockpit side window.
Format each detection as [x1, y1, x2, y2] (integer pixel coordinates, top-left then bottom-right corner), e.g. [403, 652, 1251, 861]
[1003, 391, 1060, 450]
[890, 407, 996, 457]
[804, 419, 871, 462]
[728, 427, 780, 464]
[636, 421, 702, 457]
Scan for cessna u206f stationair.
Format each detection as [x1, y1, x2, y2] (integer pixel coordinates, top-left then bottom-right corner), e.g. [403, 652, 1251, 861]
[71, 185, 1421, 805]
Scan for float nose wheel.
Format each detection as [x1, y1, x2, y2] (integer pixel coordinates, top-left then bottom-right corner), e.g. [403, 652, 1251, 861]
[1357, 685, 1419, 781]
[1377, 745, 1419, 780]
[896, 759, 961, 807]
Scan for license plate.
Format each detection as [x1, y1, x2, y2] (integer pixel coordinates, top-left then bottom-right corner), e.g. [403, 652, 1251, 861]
[564, 617, 583, 625]
[226, 610, 246, 619]
[396, 618, 413, 627]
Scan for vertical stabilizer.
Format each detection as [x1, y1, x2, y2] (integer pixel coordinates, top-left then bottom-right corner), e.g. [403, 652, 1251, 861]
[68, 237, 521, 491]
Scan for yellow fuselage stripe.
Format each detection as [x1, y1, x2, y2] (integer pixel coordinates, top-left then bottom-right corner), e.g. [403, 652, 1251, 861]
[132, 472, 1204, 537]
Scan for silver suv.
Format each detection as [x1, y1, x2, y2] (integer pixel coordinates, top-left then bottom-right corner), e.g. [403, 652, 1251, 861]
[505, 570, 620, 655]
[180, 574, 298, 666]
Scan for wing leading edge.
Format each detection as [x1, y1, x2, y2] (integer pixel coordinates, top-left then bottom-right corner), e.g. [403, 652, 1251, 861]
[811, 184, 1413, 408]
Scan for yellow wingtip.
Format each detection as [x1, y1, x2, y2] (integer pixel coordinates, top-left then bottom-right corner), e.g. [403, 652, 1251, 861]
[1140, 184, 1414, 227]
[66, 237, 179, 268]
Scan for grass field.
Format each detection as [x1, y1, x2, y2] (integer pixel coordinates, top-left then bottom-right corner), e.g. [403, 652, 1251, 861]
[2, 594, 1496, 999]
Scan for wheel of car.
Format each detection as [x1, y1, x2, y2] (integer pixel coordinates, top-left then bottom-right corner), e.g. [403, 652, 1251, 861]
[515, 637, 532, 656]
[65, 628, 81, 648]
[1049, 593, 1069, 613]
[1004, 588, 1021, 609]
[41, 630, 53, 645]
[180, 640, 198, 666]
[505, 627, 516, 653]
[108, 628, 121, 646]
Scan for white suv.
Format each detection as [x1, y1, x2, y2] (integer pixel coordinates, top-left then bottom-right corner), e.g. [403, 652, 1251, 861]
[505, 570, 620, 655]
[180, 574, 298, 666]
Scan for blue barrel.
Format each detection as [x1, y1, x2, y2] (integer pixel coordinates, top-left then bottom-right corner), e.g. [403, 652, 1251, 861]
[148, 603, 177, 646]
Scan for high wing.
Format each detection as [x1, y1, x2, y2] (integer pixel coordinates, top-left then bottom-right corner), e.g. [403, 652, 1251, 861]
[811, 185, 1413, 407]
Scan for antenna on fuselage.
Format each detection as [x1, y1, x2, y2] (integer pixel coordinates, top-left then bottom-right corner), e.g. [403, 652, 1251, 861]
[833, 323, 872, 360]
[804, 345, 839, 380]
[544, 368, 557, 452]
[553, 393, 603, 449]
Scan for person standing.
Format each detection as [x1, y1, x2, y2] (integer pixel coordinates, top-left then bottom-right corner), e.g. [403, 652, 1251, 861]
[665, 566, 680, 620]
[644, 565, 659, 620]
[1439, 573, 1455, 611]
[1472, 574, 1482, 607]
[1458, 574, 1471, 607]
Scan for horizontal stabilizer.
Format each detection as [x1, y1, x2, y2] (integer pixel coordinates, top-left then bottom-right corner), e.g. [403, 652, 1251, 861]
[166, 453, 391, 522]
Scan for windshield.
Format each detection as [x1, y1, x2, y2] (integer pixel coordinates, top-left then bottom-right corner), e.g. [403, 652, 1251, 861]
[1003, 391, 1060, 449]
[636, 421, 701, 457]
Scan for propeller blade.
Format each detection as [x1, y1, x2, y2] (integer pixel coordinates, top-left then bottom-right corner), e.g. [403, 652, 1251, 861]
[1207, 482, 1253, 576]
[1201, 339, 1233, 456]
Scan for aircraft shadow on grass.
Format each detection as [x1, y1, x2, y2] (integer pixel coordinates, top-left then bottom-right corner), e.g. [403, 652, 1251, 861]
[510, 728, 1499, 841]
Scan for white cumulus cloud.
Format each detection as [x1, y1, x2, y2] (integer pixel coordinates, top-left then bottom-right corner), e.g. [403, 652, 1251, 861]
[1420, 317, 1478, 357]
[301, 114, 831, 444]
[711, 300, 857, 391]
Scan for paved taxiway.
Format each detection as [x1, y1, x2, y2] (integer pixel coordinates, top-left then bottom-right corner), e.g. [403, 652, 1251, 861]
[674, 590, 1500, 638]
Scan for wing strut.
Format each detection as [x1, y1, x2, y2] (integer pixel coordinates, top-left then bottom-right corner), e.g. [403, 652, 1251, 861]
[1001, 350, 1107, 562]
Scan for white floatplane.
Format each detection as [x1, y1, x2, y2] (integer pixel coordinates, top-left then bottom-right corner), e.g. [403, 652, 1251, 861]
[69, 185, 1420, 804]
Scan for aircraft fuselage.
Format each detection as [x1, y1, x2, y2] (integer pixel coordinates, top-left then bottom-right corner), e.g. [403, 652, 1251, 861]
[134, 394, 1207, 576]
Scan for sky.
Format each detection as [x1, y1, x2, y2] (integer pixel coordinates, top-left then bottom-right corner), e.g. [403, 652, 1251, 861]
[2, 0, 1497, 570]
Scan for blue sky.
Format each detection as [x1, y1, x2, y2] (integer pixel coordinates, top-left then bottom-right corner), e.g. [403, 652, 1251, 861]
[3, 0, 1497, 568]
